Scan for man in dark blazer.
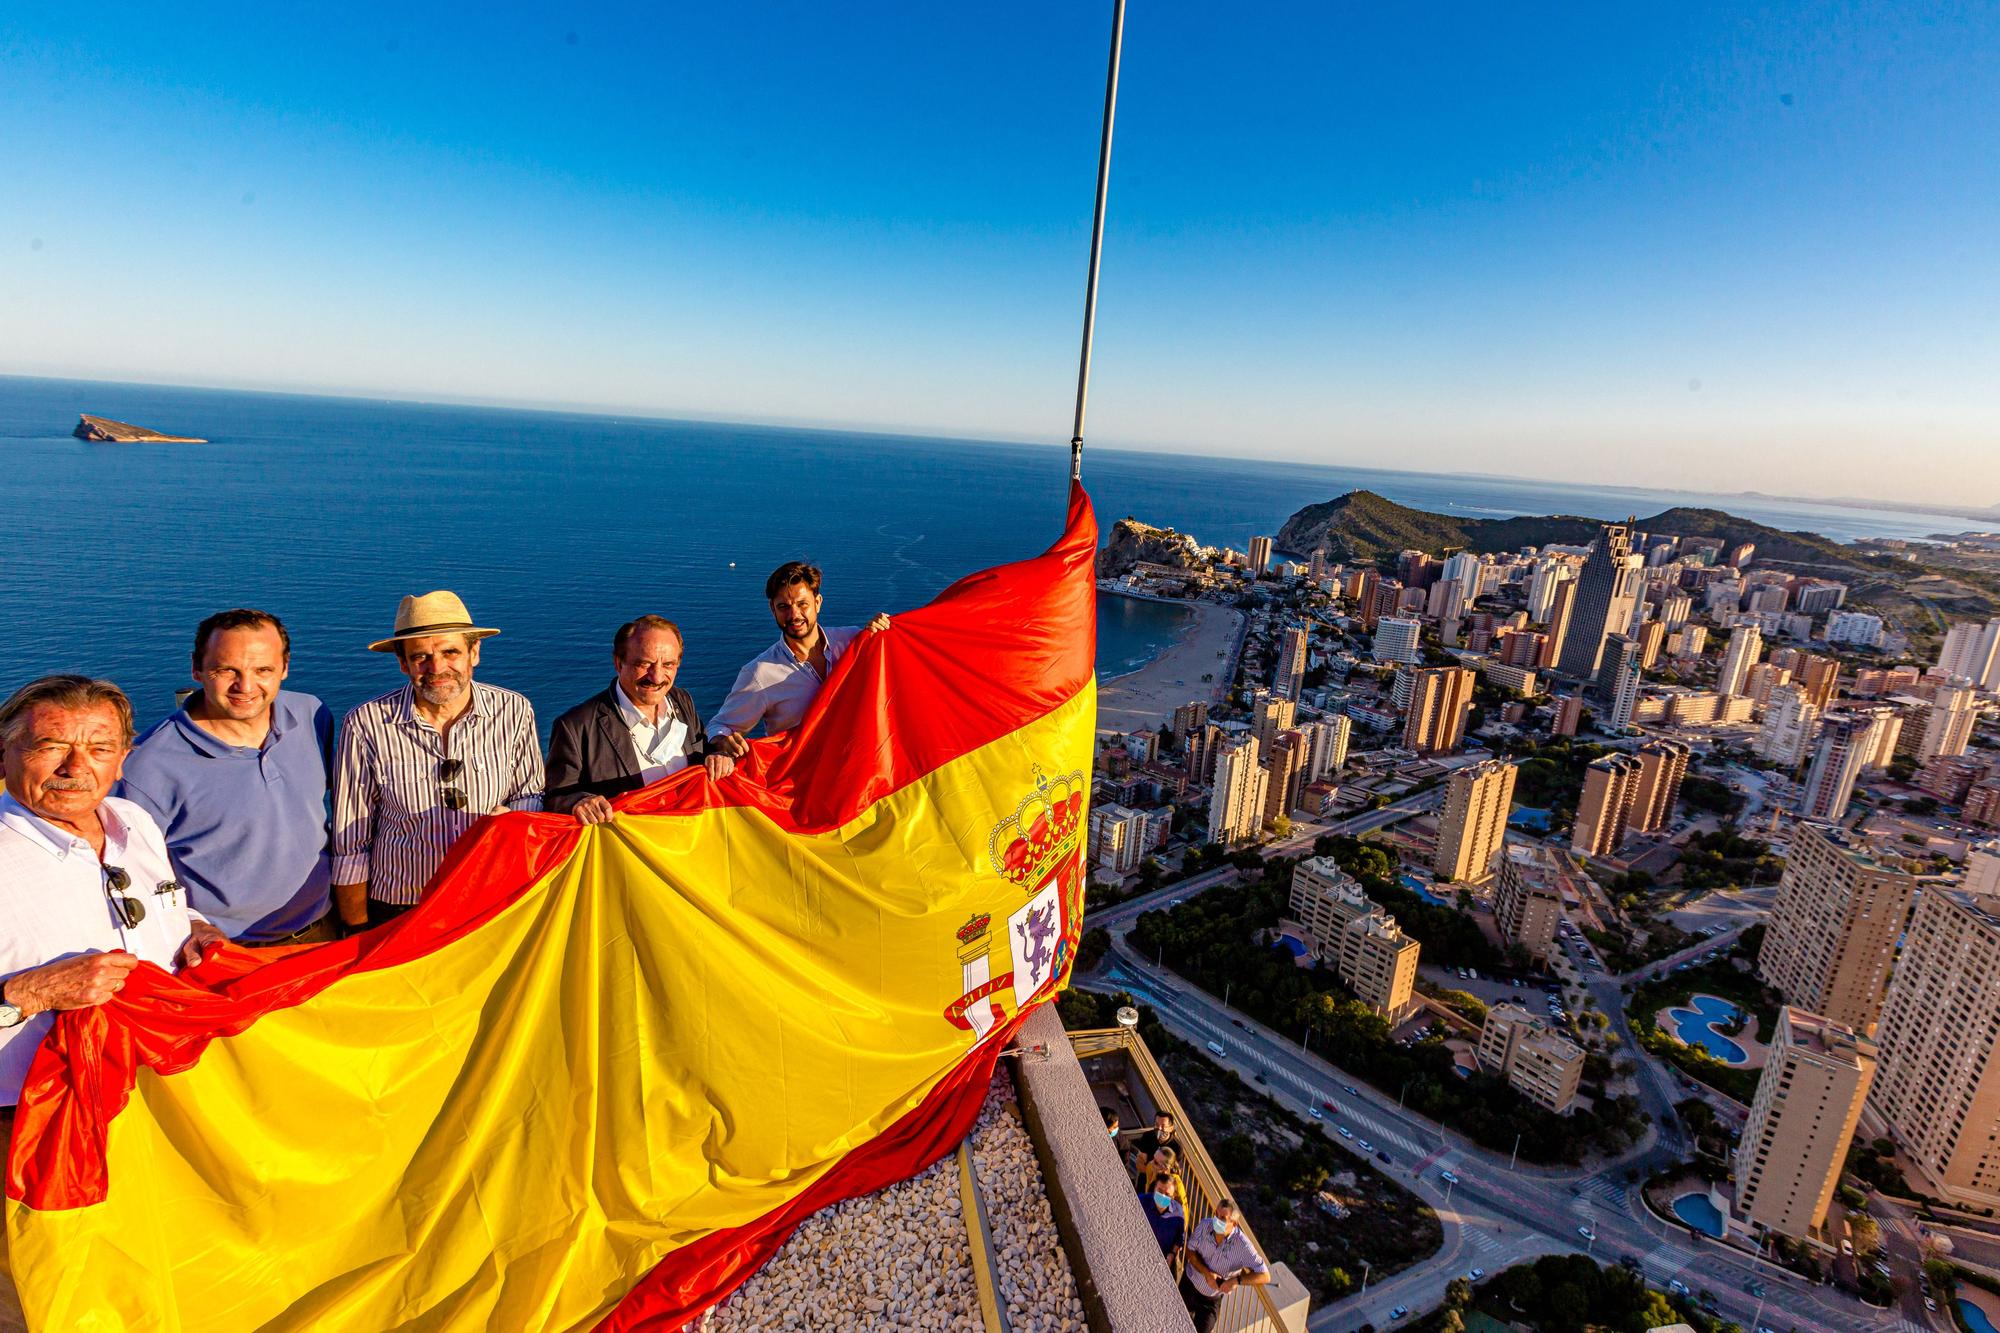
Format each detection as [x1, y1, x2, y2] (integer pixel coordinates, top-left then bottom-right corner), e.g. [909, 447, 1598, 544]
[547, 616, 735, 823]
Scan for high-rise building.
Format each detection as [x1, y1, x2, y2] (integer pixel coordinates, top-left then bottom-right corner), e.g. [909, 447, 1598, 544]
[1495, 628, 1547, 668]
[1539, 576, 1577, 670]
[1372, 615, 1423, 666]
[1527, 559, 1574, 622]
[1170, 700, 1210, 744]
[1248, 535, 1273, 574]
[1253, 694, 1297, 753]
[1659, 591, 1693, 630]
[1309, 547, 1331, 584]
[1666, 624, 1708, 659]
[1799, 714, 1873, 822]
[1743, 661, 1792, 713]
[1263, 729, 1308, 824]
[1824, 611, 1885, 649]
[1550, 693, 1583, 737]
[1398, 550, 1434, 588]
[1937, 618, 2000, 690]
[1275, 625, 1309, 701]
[1403, 666, 1475, 756]
[1495, 844, 1566, 960]
[1554, 521, 1643, 682]
[1336, 911, 1421, 1020]
[1302, 714, 1350, 781]
[1867, 883, 2000, 1210]
[1918, 677, 1979, 762]
[1734, 1007, 1876, 1243]
[1184, 721, 1221, 787]
[1793, 653, 1841, 710]
[1289, 857, 1377, 941]
[1757, 822, 1917, 1035]
[1599, 633, 1644, 731]
[1853, 704, 1903, 771]
[1966, 840, 2000, 901]
[1206, 735, 1268, 845]
[1572, 754, 1641, 857]
[1088, 803, 1150, 876]
[1717, 625, 1763, 698]
[1629, 739, 1690, 834]
[1754, 683, 1820, 768]
[1350, 569, 1381, 630]
[1476, 1004, 1584, 1114]
[1635, 619, 1666, 671]
[1432, 758, 1517, 884]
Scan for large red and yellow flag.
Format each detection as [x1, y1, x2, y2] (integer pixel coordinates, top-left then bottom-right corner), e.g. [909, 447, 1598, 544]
[5, 484, 1098, 1330]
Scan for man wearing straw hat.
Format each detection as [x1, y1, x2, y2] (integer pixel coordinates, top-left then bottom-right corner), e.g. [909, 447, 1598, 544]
[330, 592, 544, 933]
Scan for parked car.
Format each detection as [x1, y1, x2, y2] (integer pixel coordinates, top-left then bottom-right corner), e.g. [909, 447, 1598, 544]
[1230, 1018, 1246, 1028]
[1343, 1084, 1360, 1096]
[1376, 1152, 1391, 1165]
[1206, 1041, 1226, 1057]
[1577, 1226, 1596, 1241]
[1357, 1139, 1374, 1153]
[1390, 1307, 1409, 1321]
[1440, 1169, 1460, 1185]
[1337, 1126, 1354, 1139]
[1309, 1106, 1323, 1120]
[1669, 1279, 1689, 1295]
[1468, 1268, 1484, 1281]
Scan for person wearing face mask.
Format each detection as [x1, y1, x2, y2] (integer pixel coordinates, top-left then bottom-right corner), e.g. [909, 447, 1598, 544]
[545, 616, 735, 824]
[707, 561, 890, 755]
[1181, 1199, 1269, 1332]
[330, 592, 544, 933]
[118, 609, 338, 946]
[1135, 1145, 1188, 1257]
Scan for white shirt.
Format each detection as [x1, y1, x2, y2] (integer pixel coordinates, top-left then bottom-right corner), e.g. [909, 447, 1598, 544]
[613, 682, 691, 784]
[0, 793, 201, 1107]
[710, 625, 863, 739]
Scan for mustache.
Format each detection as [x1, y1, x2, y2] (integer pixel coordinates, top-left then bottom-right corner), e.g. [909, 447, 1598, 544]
[42, 778, 95, 791]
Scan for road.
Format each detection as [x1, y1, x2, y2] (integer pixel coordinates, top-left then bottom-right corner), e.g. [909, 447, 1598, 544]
[1088, 939, 1902, 1333]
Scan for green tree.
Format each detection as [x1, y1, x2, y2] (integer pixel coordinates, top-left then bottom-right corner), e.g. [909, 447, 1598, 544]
[1445, 1277, 1472, 1310]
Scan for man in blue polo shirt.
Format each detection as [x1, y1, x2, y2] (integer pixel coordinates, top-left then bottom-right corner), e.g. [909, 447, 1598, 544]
[118, 608, 337, 946]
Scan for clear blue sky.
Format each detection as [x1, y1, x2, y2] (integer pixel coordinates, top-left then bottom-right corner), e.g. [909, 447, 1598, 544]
[5, 3, 1997, 504]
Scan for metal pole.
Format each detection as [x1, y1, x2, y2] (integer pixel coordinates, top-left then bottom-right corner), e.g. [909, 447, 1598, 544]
[1068, 0, 1126, 482]
[1360, 1260, 1372, 1297]
[1510, 1133, 1522, 1172]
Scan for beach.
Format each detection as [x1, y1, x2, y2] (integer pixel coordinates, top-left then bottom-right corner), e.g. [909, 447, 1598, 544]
[1097, 598, 1245, 733]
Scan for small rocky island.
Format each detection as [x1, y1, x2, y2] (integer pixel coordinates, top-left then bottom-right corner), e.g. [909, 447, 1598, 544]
[72, 413, 207, 443]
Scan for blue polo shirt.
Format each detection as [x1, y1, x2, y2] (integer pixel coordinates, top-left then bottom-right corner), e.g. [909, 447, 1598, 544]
[117, 690, 335, 941]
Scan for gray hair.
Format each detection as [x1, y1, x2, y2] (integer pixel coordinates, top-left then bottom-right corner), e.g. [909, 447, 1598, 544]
[0, 675, 136, 750]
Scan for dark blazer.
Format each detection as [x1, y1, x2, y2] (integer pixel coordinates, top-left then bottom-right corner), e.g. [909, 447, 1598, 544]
[545, 684, 708, 814]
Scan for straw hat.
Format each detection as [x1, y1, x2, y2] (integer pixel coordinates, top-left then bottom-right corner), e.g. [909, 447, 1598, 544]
[368, 591, 501, 653]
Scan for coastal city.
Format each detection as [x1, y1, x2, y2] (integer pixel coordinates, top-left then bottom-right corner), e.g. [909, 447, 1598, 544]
[1071, 489, 2000, 1333]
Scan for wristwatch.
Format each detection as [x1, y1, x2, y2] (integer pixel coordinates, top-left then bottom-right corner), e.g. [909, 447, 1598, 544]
[0, 986, 22, 1028]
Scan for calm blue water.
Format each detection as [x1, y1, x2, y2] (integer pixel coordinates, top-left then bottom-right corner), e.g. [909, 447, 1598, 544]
[1963, 1299, 2000, 1333]
[1098, 596, 1194, 680]
[1400, 873, 1448, 906]
[1668, 995, 1748, 1065]
[0, 375, 1977, 732]
[1672, 1192, 1728, 1238]
[1509, 807, 1553, 832]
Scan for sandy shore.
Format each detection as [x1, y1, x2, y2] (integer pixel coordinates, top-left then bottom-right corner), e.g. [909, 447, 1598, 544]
[1098, 599, 1245, 734]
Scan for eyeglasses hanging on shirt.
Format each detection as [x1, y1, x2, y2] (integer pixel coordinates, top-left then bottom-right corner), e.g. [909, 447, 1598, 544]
[440, 757, 468, 811]
[103, 865, 187, 931]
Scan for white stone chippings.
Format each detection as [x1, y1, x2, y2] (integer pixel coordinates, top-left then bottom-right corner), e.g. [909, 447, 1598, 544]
[966, 1079, 1088, 1333]
[704, 1076, 1086, 1332]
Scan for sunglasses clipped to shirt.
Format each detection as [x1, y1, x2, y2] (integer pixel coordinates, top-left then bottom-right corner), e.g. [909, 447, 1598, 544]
[103, 865, 184, 929]
[440, 758, 468, 811]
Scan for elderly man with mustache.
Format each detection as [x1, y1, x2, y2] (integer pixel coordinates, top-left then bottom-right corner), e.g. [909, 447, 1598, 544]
[329, 592, 544, 934]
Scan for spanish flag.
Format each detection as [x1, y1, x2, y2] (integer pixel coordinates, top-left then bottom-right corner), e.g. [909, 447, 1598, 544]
[5, 484, 1098, 1331]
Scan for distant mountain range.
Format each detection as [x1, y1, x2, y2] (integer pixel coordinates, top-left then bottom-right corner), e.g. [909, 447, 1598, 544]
[1274, 490, 1865, 571]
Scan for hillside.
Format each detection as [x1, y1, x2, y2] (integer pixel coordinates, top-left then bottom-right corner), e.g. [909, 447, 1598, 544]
[1274, 490, 1865, 573]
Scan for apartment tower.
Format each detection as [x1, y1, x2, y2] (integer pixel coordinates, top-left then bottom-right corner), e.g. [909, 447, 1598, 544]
[1571, 754, 1641, 857]
[1403, 666, 1476, 756]
[1757, 822, 1917, 1035]
[1716, 624, 1763, 699]
[1275, 625, 1309, 701]
[1206, 735, 1268, 846]
[1628, 739, 1690, 834]
[1432, 758, 1518, 884]
[1734, 1007, 1877, 1242]
[1554, 521, 1643, 682]
[1495, 843, 1566, 960]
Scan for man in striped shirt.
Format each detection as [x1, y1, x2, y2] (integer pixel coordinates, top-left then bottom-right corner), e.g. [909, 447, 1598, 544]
[331, 592, 544, 932]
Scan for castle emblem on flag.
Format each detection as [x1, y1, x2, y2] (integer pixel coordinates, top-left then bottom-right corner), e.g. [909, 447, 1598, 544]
[944, 768, 1089, 1034]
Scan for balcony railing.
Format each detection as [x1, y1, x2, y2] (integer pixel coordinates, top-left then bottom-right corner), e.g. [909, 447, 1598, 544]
[1068, 1027, 1306, 1333]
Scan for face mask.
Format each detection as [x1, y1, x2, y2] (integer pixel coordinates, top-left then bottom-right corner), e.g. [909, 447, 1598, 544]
[1153, 1192, 1174, 1212]
[1211, 1218, 1231, 1238]
[1108, 1126, 1119, 1137]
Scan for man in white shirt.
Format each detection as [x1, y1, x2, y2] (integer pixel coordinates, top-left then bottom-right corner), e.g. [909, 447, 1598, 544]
[546, 615, 736, 824]
[710, 561, 889, 752]
[1181, 1198, 1270, 1333]
[0, 675, 223, 1112]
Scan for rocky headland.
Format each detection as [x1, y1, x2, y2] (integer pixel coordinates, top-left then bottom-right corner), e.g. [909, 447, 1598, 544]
[72, 414, 207, 443]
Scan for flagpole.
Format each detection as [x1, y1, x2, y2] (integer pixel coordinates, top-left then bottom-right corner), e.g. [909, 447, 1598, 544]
[1069, 0, 1126, 483]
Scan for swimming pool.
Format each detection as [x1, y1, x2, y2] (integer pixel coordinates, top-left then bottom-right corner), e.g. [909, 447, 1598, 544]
[1400, 873, 1448, 906]
[1667, 994, 1748, 1064]
[1962, 1298, 1999, 1333]
[1672, 1192, 1727, 1238]
[1509, 807, 1552, 831]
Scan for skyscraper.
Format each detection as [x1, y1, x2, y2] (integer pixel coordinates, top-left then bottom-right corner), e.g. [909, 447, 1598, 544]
[1275, 625, 1309, 701]
[1184, 721, 1222, 787]
[1248, 535, 1273, 574]
[1734, 1008, 1876, 1243]
[1432, 758, 1517, 884]
[1799, 714, 1872, 822]
[1867, 882, 2000, 1210]
[1550, 693, 1583, 737]
[1758, 822, 1917, 1035]
[1372, 615, 1423, 666]
[1793, 652, 1841, 710]
[1599, 633, 1643, 731]
[1169, 700, 1209, 744]
[1628, 739, 1689, 834]
[1495, 843, 1565, 960]
[1554, 521, 1643, 682]
[1253, 694, 1297, 753]
[1527, 558, 1574, 622]
[1716, 624, 1763, 698]
[1571, 754, 1641, 857]
[1403, 666, 1475, 756]
[1754, 683, 1820, 768]
[1936, 618, 2000, 690]
[1539, 576, 1577, 670]
[1919, 677, 1979, 762]
[1352, 569, 1381, 631]
[1263, 729, 1308, 824]
[1635, 618, 1666, 671]
[1206, 735, 1268, 845]
[1302, 714, 1350, 781]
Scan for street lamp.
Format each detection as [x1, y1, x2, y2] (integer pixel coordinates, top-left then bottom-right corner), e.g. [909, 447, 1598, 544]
[1509, 1132, 1522, 1172]
[1359, 1259, 1373, 1298]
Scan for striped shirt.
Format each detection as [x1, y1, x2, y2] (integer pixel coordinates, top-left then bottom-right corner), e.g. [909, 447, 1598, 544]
[331, 682, 545, 905]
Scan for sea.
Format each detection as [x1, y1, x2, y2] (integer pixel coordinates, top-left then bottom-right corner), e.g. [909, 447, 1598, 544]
[0, 375, 1976, 733]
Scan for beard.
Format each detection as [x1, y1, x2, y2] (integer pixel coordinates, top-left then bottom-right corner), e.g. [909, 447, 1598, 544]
[416, 674, 466, 706]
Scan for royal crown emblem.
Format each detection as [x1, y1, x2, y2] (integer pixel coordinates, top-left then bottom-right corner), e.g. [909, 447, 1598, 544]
[988, 768, 1086, 892]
